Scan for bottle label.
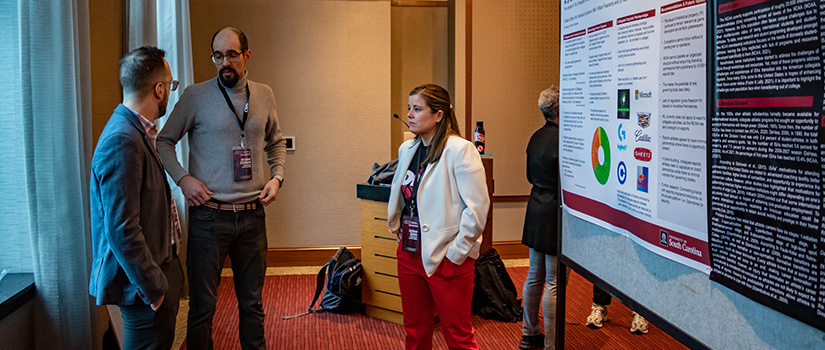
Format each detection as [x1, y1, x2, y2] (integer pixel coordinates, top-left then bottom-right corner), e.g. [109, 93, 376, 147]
[474, 132, 485, 143]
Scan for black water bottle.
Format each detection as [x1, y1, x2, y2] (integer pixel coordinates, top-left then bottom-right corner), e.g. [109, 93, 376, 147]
[474, 121, 485, 154]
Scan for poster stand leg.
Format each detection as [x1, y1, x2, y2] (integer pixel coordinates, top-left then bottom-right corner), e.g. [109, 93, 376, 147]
[556, 258, 567, 350]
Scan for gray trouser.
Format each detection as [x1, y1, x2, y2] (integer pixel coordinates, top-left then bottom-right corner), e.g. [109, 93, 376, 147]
[522, 248, 558, 349]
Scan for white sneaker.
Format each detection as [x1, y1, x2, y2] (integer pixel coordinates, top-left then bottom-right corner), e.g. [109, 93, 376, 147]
[586, 303, 608, 328]
[630, 312, 649, 334]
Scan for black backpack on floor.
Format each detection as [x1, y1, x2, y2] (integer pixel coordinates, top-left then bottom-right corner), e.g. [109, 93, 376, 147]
[284, 247, 364, 319]
[471, 248, 523, 322]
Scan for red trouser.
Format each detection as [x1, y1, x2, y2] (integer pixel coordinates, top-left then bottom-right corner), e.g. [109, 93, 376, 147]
[397, 246, 479, 350]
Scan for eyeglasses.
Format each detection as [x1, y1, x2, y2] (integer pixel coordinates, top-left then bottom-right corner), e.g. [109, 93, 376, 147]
[211, 50, 245, 64]
[158, 79, 179, 92]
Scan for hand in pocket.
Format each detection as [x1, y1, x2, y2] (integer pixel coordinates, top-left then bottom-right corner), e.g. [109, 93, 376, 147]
[440, 257, 474, 277]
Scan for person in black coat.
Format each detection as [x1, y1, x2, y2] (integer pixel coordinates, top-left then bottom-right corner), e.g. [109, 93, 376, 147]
[519, 86, 562, 350]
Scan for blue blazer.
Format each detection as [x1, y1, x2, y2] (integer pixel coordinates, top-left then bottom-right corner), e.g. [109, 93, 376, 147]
[89, 104, 174, 306]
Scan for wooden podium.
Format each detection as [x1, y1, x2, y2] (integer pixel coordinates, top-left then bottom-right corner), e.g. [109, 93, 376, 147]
[357, 158, 493, 324]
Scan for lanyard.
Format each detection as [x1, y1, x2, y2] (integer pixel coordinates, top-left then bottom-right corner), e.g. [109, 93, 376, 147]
[217, 79, 250, 146]
[410, 144, 427, 217]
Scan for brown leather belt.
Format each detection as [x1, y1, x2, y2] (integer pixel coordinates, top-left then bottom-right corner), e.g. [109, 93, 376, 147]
[203, 200, 258, 211]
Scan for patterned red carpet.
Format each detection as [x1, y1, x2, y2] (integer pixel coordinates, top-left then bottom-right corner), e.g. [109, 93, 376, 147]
[181, 267, 687, 349]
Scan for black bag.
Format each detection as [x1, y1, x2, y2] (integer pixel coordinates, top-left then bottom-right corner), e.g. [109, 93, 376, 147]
[283, 247, 364, 319]
[471, 248, 523, 322]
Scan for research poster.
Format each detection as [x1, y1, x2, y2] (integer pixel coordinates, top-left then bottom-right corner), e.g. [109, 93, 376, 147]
[710, 0, 824, 332]
[559, 0, 711, 272]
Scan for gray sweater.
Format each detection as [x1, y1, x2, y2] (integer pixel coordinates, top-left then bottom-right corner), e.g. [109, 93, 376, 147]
[157, 73, 286, 203]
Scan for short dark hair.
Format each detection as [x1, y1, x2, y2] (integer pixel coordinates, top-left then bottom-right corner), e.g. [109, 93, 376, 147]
[211, 27, 248, 53]
[119, 46, 167, 99]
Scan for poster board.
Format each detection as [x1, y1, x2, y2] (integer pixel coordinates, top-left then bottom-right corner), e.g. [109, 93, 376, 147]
[558, 0, 825, 347]
[560, 0, 711, 273]
[709, 0, 824, 332]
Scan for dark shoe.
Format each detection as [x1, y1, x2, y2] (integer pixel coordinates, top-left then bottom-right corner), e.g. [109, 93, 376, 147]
[519, 334, 545, 349]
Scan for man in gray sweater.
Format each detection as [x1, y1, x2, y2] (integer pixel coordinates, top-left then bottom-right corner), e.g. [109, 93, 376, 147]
[157, 27, 286, 350]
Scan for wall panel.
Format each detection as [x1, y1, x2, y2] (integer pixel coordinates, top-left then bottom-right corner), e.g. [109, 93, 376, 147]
[473, 0, 558, 196]
[390, 5, 448, 153]
[189, 1, 391, 247]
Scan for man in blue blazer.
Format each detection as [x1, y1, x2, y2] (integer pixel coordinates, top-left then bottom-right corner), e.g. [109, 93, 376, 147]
[89, 46, 183, 349]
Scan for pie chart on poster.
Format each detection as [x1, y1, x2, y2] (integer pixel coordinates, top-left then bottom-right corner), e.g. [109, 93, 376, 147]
[591, 126, 610, 185]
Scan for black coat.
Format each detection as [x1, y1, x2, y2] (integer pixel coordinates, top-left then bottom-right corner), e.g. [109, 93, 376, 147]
[521, 121, 560, 255]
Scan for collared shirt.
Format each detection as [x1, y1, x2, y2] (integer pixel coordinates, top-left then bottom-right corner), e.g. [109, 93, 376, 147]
[129, 108, 159, 149]
[126, 106, 181, 254]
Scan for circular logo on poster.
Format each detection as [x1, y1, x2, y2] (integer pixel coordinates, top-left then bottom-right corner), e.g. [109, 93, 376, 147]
[617, 161, 627, 185]
[591, 126, 611, 185]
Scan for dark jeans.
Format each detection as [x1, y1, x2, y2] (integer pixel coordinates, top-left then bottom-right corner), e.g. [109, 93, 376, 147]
[120, 255, 183, 350]
[186, 205, 268, 350]
[593, 285, 612, 305]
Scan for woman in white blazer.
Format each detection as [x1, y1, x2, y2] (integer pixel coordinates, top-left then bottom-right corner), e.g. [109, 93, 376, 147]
[388, 84, 490, 350]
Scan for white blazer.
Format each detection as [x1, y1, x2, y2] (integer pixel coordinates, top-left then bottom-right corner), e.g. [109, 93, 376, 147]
[388, 135, 490, 276]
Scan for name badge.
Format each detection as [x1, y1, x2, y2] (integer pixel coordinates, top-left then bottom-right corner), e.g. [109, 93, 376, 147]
[401, 216, 421, 254]
[233, 147, 253, 182]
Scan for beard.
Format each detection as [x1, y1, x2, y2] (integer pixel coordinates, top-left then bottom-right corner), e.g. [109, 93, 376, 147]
[158, 90, 169, 118]
[219, 67, 240, 88]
